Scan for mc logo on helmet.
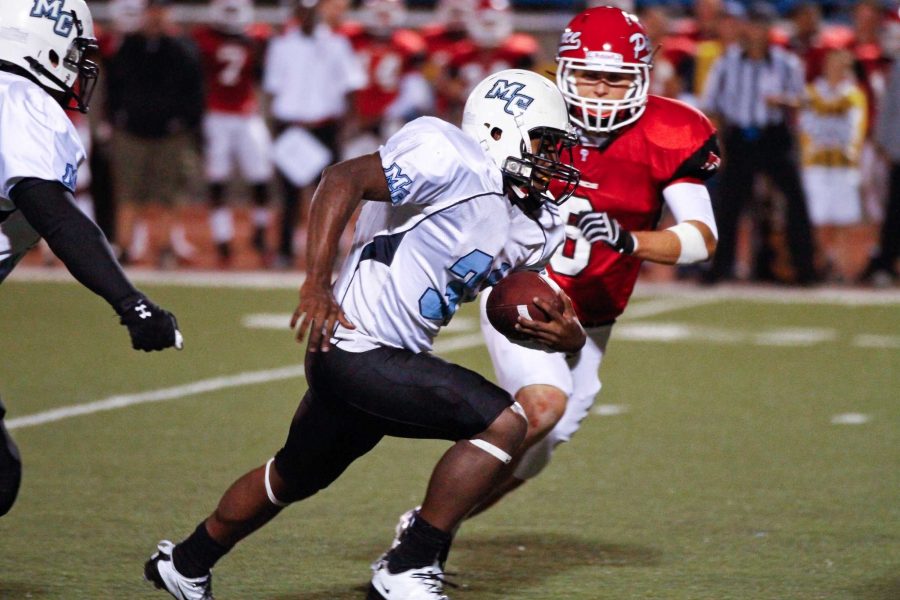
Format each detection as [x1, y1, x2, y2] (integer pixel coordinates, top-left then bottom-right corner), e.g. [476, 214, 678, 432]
[30, 0, 76, 37]
[485, 80, 534, 116]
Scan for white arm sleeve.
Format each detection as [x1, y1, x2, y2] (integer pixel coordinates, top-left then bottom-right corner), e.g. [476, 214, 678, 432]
[662, 181, 718, 240]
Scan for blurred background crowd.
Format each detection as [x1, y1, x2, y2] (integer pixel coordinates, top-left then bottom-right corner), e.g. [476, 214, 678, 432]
[42, 0, 900, 287]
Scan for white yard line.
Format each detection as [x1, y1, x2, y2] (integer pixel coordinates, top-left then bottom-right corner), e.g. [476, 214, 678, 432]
[6, 365, 305, 431]
[621, 296, 720, 320]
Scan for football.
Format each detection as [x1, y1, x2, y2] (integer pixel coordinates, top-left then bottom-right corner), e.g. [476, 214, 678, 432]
[485, 271, 564, 341]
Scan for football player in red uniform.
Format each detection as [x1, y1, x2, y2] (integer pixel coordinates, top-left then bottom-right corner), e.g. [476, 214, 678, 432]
[476, 4, 720, 511]
[437, 0, 539, 123]
[340, 0, 432, 143]
[386, 6, 721, 557]
[194, 0, 274, 266]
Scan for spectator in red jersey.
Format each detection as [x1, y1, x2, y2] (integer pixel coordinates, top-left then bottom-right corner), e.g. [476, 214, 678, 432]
[194, 0, 275, 267]
[788, 1, 827, 81]
[438, 0, 539, 125]
[421, 0, 474, 73]
[339, 0, 433, 154]
[106, 0, 204, 267]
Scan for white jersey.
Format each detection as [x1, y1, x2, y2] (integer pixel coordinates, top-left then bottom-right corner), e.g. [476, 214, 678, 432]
[0, 71, 86, 279]
[331, 117, 565, 354]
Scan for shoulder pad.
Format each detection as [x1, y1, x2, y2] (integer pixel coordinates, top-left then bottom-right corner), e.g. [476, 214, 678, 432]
[394, 29, 426, 54]
[503, 33, 539, 55]
[641, 96, 715, 151]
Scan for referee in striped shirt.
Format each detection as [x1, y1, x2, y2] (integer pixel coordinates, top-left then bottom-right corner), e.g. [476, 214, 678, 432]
[701, 2, 818, 285]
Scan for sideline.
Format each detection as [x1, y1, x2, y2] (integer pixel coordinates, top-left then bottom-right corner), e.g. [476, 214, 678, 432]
[8, 266, 900, 305]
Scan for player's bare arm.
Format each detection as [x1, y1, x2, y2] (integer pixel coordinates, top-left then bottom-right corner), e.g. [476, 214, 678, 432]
[292, 152, 392, 352]
[515, 291, 586, 353]
[629, 219, 717, 264]
[577, 179, 719, 266]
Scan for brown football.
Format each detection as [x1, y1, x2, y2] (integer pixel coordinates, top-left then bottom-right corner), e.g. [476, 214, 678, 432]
[485, 271, 564, 341]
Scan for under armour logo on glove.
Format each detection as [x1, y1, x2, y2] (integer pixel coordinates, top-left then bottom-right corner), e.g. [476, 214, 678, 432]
[117, 294, 184, 352]
[577, 211, 636, 255]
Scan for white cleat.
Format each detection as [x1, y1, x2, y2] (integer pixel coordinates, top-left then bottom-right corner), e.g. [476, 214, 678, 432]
[370, 506, 420, 572]
[368, 560, 450, 600]
[144, 540, 214, 600]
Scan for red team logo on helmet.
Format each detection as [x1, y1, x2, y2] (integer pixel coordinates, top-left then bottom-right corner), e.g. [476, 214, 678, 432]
[555, 6, 653, 134]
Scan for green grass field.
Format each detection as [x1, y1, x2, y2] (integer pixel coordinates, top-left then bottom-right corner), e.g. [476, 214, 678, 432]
[1, 272, 898, 599]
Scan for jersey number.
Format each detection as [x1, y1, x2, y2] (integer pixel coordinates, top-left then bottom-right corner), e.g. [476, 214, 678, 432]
[217, 44, 248, 87]
[549, 194, 593, 277]
[419, 250, 509, 324]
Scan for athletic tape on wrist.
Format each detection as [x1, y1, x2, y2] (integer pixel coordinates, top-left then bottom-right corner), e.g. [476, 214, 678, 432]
[469, 439, 513, 464]
[265, 458, 289, 507]
[666, 222, 708, 264]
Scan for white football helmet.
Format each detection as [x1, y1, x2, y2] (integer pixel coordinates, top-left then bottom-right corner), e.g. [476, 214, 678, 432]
[210, 0, 255, 35]
[462, 69, 580, 209]
[0, 0, 99, 113]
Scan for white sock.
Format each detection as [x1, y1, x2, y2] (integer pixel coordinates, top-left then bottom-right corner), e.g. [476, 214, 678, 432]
[252, 207, 271, 228]
[130, 221, 148, 260]
[209, 207, 235, 244]
[170, 224, 196, 258]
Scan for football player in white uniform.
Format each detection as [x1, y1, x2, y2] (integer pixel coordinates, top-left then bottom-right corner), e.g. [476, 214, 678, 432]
[144, 69, 584, 600]
[0, 0, 183, 517]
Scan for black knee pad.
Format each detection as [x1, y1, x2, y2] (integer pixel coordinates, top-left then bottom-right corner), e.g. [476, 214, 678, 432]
[0, 400, 22, 517]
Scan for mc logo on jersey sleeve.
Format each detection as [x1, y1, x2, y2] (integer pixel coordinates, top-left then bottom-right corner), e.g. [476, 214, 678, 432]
[383, 162, 413, 204]
[61, 163, 77, 191]
[485, 80, 534, 115]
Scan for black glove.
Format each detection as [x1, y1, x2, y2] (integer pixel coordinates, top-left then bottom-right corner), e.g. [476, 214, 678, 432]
[576, 211, 636, 255]
[117, 294, 183, 352]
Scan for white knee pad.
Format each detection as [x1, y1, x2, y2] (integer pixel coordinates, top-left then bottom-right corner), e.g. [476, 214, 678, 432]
[264, 458, 289, 507]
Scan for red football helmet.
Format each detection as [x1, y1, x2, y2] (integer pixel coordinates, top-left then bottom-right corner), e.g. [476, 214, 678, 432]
[363, 0, 407, 37]
[556, 6, 653, 133]
[467, 0, 513, 48]
[210, 0, 254, 35]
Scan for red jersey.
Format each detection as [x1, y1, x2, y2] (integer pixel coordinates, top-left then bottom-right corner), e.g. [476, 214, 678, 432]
[193, 25, 265, 114]
[446, 33, 538, 96]
[421, 23, 469, 73]
[548, 96, 719, 326]
[341, 23, 427, 124]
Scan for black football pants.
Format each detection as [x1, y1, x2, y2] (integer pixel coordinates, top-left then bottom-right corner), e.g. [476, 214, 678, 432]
[0, 396, 22, 516]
